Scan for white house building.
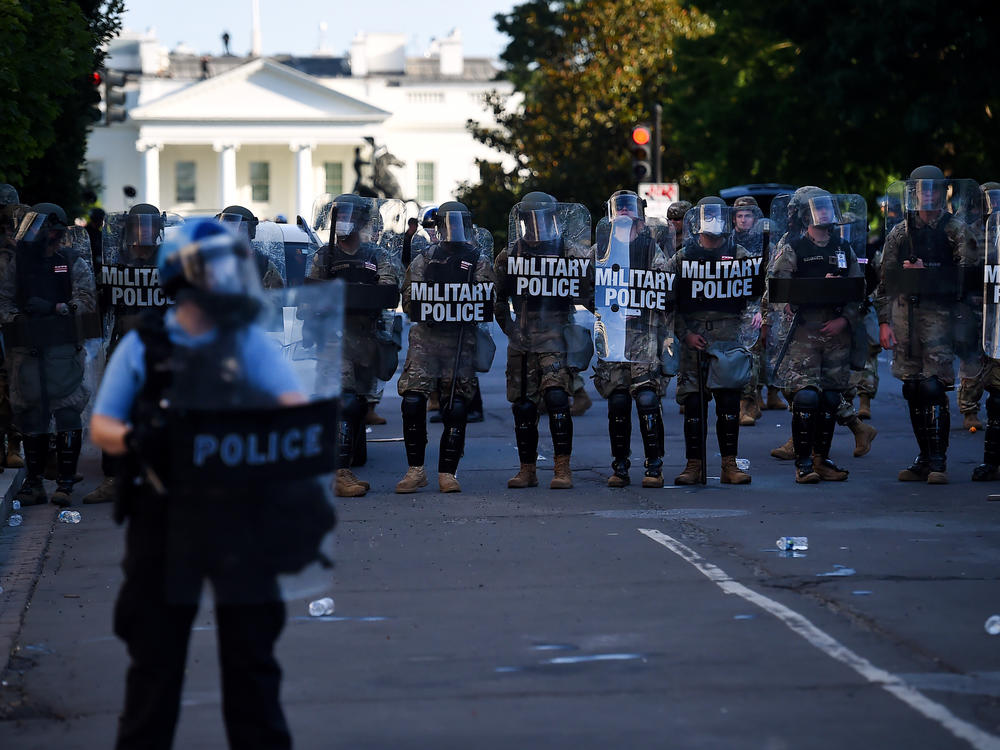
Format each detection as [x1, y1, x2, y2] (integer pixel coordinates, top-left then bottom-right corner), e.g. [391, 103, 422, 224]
[85, 29, 517, 220]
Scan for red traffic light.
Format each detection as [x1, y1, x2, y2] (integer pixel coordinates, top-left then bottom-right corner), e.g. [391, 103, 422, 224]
[631, 125, 652, 146]
[91, 71, 103, 86]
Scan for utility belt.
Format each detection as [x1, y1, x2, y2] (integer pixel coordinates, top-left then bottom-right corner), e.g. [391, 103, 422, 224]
[2, 312, 101, 349]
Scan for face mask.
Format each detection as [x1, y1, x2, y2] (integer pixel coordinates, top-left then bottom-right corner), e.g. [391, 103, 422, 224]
[335, 221, 355, 236]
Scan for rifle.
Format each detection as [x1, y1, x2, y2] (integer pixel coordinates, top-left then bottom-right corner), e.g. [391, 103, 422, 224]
[769, 306, 801, 385]
[448, 252, 479, 412]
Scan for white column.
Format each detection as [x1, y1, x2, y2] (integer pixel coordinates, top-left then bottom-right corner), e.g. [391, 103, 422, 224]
[136, 141, 163, 207]
[291, 142, 314, 221]
[214, 142, 240, 208]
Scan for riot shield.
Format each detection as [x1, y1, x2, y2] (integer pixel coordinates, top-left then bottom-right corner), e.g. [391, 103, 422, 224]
[158, 280, 343, 605]
[252, 220, 287, 288]
[675, 204, 763, 349]
[983, 212, 1000, 359]
[593, 215, 674, 363]
[2, 224, 100, 438]
[501, 201, 593, 367]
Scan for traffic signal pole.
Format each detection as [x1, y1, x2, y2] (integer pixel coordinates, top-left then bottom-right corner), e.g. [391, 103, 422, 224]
[653, 104, 662, 184]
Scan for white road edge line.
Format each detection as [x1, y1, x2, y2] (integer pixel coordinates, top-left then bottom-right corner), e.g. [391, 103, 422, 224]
[638, 528, 1000, 750]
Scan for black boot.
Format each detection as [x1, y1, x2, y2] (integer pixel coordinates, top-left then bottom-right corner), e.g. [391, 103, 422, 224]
[50, 430, 82, 507]
[899, 397, 930, 481]
[924, 402, 950, 484]
[792, 407, 819, 483]
[607, 391, 631, 487]
[636, 389, 664, 488]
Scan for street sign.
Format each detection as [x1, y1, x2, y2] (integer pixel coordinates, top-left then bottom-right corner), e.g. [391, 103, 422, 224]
[638, 182, 680, 217]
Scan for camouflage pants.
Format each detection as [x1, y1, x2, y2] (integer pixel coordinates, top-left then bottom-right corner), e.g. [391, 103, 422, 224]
[398, 324, 477, 401]
[741, 347, 767, 399]
[843, 344, 881, 400]
[592, 361, 666, 399]
[505, 350, 573, 405]
[959, 356, 991, 413]
[772, 321, 852, 393]
[887, 299, 956, 386]
[675, 316, 745, 402]
[5, 347, 88, 434]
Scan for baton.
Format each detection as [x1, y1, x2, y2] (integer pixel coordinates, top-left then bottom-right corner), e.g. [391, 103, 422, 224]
[696, 348, 707, 485]
[769, 308, 800, 385]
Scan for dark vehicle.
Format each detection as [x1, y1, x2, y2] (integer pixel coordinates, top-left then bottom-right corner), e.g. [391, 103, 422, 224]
[720, 184, 798, 215]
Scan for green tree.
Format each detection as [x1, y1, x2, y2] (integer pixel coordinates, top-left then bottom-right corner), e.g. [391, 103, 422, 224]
[0, 0, 124, 216]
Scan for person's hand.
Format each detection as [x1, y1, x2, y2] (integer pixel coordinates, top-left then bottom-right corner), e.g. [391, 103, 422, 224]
[879, 322, 896, 350]
[820, 316, 848, 336]
[751, 311, 763, 329]
[685, 333, 707, 351]
[903, 258, 925, 269]
[54, 302, 70, 316]
[25, 296, 54, 315]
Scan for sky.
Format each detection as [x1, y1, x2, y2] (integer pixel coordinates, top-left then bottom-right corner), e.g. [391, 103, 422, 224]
[121, 0, 521, 59]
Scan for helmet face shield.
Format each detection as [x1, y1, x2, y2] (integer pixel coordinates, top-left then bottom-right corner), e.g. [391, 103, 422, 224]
[518, 206, 559, 243]
[607, 191, 643, 221]
[177, 231, 259, 296]
[985, 189, 1000, 215]
[16, 212, 64, 246]
[125, 213, 163, 250]
[695, 204, 730, 237]
[806, 195, 842, 228]
[438, 210, 472, 243]
[330, 201, 367, 244]
[905, 179, 945, 212]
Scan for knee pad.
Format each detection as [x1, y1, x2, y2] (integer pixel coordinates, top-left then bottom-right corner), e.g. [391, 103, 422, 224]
[902, 380, 920, 402]
[401, 392, 427, 420]
[792, 387, 821, 412]
[634, 388, 659, 414]
[511, 398, 538, 427]
[341, 394, 367, 422]
[918, 377, 947, 405]
[820, 389, 842, 414]
[608, 390, 631, 418]
[986, 390, 1000, 417]
[543, 387, 570, 413]
[441, 395, 469, 425]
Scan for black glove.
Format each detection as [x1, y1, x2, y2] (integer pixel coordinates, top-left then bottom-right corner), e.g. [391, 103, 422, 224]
[25, 296, 54, 315]
[125, 419, 170, 467]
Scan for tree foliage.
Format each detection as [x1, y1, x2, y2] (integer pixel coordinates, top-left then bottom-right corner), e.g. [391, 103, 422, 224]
[462, 0, 1000, 219]
[0, 0, 124, 215]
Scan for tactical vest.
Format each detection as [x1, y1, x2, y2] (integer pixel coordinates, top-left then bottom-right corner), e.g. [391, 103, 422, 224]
[510, 237, 572, 314]
[902, 214, 954, 267]
[790, 236, 849, 279]
[325, 243, 379, 286]
[15, 245, 73, 309]
[675, 238, 750, 314]
[420, 242, 479, 331]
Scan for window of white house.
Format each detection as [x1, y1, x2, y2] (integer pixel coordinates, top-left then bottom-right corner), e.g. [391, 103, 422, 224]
[176, 161, 196, 203]
[250, 161, 270, 202]
[417, 162, 435, 203]
[324, 162, 343, 195]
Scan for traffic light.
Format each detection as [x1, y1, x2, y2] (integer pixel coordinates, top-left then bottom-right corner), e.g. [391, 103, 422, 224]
[629, 124, 652, 182]
[104, 69, 128, 125]
[87, 71, 104, 123]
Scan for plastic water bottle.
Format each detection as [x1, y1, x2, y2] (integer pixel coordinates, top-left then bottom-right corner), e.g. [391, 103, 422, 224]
[8, 514, 23, 527]
[986, 615, 1000, 635]
[736, 458, 751, 472]
[58, 510, 81, 524]
[11, 500, 20, 510]
[776, 536, 808, 551]
[308, 597, 335, 617]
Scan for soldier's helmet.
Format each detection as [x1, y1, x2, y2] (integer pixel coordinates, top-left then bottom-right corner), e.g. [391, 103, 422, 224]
[419, 206, 439, 229]
[981, 182, 1000, 215]
[157, 217, 262, 302]
[0, 184, 19, 207]
[328, 194, 371, 241]
[517, 191, 559, 244]
[667, 200, 692, 221]
[436, 201, 473, 244]
[690, 196, 730, 237]
[124, 203, 164, 253]
[906, 165, 946, 213]
[607, 190, 644, 221]
[17, 202, 69, 250]
[733, 196, 758, 209]
[218, 204, 259, 241]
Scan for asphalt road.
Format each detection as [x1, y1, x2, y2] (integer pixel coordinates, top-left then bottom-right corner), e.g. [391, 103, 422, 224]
[1, 336, 999, 749]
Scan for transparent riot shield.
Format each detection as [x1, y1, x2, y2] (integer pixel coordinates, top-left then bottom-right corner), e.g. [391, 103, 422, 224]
[2, 223, 100, 439]
[675, 204, 763, 349]
[252, 221, 287, 288]
[501, 201, 593, 368]
[983, 212, 1000, 359]
[158, 280, 343, 605]
[593, 215, 674, 363]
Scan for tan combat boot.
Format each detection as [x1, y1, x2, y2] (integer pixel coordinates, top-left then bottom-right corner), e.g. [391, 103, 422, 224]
[335, 469, 368, 497]
[770, 436, 795, 460]
[395, 466, 428, 493]
[365, 404, 387, 425]
[739, 397, 757, 427]
[848, 417, 877, 457]
[82, 477, 116, 504]
[755, 387, 766, 415]
[720, 456, 751, 484]
[641, 472, 664, 488]
[438, 473, 461, 493]
[674, 459, 703, 485]
[570, 387, 592, 417]
[550, 455, 573, 489]
[964, 411, 983, 432]
[508, 463, 538, 488]
[857, 396, 872, 420]
[813, 455, 849, 481]
[765, 387, 787, 410]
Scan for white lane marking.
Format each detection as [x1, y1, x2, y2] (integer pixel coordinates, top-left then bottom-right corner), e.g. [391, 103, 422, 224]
[638, 528, 1000, 750]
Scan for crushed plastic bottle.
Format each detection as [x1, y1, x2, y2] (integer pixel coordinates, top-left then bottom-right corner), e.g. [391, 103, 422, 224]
[11, 500, 20, 510]
[736, 458, 750, 472]
[308, 597, 335, 617]
[986, 615, 1000, 635]
[58, 510, 81, 524]
[776, 536, 808, 551]
[8, 514, 23, 527]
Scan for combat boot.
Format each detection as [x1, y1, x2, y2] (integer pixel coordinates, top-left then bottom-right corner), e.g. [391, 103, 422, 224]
[365, 404, 387, 426]
[570, 387, 592, 417]
[857, 396, 872, 420]
[550, 455, 573, 489]
[795, 458, 820, 484]
[847, 417, 877, 457]
[898, 457, 930, 481]
[15, 477, 47, 506]
[674, 459, 703, 485]
[508, 463, 538, 488]
[607, 459, 630, 488]
[82, 477, 116, 504]
[438, 473, 461, 493]
[972, 463, 1000, 481]
[720, 456, 751, 485]
[4, 433, 24, 469]
[739, 397, 757, 426]
[750, 393, 763, 421]
[334, 469, 368, 497]
[395, 466, 428, 494]
[765, 387, 787, 410]
[813, 455, 849, 481]
[50, 481, 74, 507]
[963, 411, 983, 432]
[641, 458, 664, 489]
[770, 436, 795, 460]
